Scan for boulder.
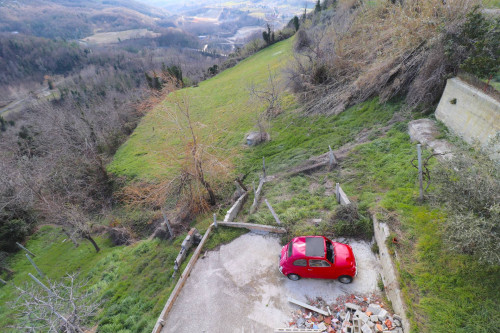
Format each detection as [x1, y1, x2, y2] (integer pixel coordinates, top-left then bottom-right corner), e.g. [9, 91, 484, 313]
[151, 222, 171, 240]
[107, 227, 133, 246]
[246, 131, 269, 146]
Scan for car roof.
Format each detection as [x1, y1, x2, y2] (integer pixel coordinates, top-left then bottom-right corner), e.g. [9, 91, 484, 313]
[292, 236, 325, 258]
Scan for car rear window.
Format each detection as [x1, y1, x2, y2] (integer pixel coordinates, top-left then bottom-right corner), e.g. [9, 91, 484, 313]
[293, 259, 307, 266]
[309, 259, 331, 267]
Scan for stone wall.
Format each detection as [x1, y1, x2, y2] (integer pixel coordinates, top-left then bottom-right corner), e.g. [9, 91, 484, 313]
[435, 78, 500, 149]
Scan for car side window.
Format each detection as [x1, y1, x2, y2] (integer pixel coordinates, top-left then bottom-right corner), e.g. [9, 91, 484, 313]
[293, 259, 307, 266]
[309, 259, 331, 267]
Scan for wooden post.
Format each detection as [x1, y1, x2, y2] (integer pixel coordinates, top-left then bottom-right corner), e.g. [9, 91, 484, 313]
[213, 213, 217, 228]
[161, 210, 173, 238]
[26, 254, 44, 278]
[264, 199, 282, 225]
[262, 157, 266, 178]
[16, 242, 36, 257]
[417, 144, 423, 201]
[28, 273, 52, 295]
[328, 145, 336, 170]
[336, 183, 340, 204]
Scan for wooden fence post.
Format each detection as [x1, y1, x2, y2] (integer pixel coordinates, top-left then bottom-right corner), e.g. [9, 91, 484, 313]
[264, 199, 282, 225]
[26, 254, 44, 278]
[28, 273, 52, 295]
[213, 213, 217, 228]
[161, 210, 173, 238]
[262, 157, 266, 178]
[328, 145, 336, 170]
[336, 183, 340, 204]
[417, 144, 423, 201]
[17, 242, 36, 257]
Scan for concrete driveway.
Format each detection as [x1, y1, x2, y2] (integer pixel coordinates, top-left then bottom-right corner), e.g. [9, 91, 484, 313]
[162, 233, 381, 333]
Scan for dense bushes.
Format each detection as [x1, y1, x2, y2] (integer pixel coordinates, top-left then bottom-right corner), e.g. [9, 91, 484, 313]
[288, 0, 495, 114]
[330, 203, 372, 238]
[433, 143, 500, 266]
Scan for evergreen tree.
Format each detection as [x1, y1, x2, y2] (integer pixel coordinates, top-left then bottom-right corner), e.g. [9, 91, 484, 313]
[293, 16, 300, 32]
[315, 0, 321, 13]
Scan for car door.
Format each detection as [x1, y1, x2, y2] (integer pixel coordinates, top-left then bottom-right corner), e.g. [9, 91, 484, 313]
[290, 258, 310, 277]
[308, 259, 334, 279]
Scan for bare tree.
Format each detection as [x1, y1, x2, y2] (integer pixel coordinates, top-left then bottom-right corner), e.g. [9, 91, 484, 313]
[13, 273, 100, 333]
[249, 67, 283, 142]
[170, 94, 217, 206]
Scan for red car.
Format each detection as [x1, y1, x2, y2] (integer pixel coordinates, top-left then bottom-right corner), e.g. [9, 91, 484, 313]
[279, 236, 356, 283]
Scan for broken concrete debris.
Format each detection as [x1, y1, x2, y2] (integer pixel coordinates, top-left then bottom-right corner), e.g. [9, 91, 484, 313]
[172, 228, 202, 278]
[286, 294, 404, 333]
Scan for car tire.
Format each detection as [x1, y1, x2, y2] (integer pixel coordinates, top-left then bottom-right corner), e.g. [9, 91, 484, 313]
[338, 275, 353, 284]
[287, 274, 301, 281]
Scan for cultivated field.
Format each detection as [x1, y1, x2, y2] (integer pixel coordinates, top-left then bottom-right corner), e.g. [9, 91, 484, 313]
[81, 29, 161, 45]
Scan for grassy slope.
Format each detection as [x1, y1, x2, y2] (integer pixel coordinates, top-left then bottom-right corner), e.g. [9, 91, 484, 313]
[340, 129, 500, 332]
[235, 101, 500, 332]
[0, 226, 181, 332]
[108, 39, 293, 180]
[0, 224, 246, 332]
[2, 35, 499, 333]
[0, 40, 292, 332]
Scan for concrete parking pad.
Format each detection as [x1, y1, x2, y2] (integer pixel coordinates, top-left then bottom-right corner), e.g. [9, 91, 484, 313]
[161, 233, 381, 333]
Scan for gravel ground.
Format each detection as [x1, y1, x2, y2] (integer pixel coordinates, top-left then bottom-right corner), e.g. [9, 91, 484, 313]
[161, 233, 381, 333]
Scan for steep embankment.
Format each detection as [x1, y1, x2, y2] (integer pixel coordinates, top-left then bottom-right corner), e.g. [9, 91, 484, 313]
[108, 39, 294, 180]
[0, 39, 294, 333]
[2, 32, 499, 333]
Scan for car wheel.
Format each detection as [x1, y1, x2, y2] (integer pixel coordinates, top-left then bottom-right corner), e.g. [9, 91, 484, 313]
[287, 274, 301, 281]
[338, 275, 353, 284]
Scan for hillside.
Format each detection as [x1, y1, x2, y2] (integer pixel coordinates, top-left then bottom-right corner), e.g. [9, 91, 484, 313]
[108, 39, 294, 180]
[1, 1, 499, 332]
[109, 32, 499, 331]
[0, 0, 172, 39]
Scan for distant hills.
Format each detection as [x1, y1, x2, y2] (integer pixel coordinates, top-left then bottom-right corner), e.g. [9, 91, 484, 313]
[0, 0, 174, 39]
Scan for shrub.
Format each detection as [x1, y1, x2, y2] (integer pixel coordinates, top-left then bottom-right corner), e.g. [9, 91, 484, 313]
[450, 7, 500, 80]
[294, 30, 311, 52]
[0, 219, 30, 253]
[288, 0, 484, 113]
[433, 145, 500, 265]
[330, 203, 372, 237]
[445, 210, 500, 265]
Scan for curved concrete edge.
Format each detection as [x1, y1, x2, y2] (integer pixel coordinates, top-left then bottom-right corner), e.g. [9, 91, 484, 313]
[152, 224, 214, 333]
[218, 221, 287, 234]
[224, 192, 248, 222]
[372, 214, 411, 332]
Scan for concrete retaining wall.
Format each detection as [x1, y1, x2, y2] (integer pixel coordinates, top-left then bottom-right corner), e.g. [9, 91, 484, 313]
[250, 179, 265, 214]
[372, 215, 410, 332]
[218, 221, 287, 234]
[152, 224, 214, 333]
[435, 78, 500, 149]
[224, 192, 248, 222]
[336, 183, 351, 205]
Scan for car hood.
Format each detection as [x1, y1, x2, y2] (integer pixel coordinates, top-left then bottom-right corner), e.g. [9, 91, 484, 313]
[333, 242, 356, 267]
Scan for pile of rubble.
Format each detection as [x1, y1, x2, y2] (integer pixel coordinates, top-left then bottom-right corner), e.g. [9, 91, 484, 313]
[287, 294, 404, 333]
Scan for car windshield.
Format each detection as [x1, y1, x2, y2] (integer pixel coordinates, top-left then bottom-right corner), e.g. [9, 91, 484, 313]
[287, 242, 293, 258]
[326, 241, 334, 263]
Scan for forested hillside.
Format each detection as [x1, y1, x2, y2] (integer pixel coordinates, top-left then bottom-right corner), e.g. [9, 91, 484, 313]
[0, 0, 173, 39]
